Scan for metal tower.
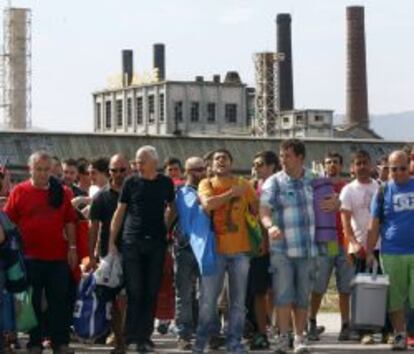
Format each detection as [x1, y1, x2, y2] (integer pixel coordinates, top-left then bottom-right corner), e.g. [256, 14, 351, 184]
[253, 52, 284, 136]
[1, 7, 32, 129]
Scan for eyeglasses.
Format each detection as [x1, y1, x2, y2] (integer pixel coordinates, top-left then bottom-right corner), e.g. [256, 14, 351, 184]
[110, 168, 127, 173]
[253, 161, 265, 168]
[390, 166, 408, 173]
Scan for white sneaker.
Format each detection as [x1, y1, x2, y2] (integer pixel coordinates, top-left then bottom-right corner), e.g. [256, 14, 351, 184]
[392, 333, 407, 351]
[274, 334, 290, 354]
[294, 336, 310, 353]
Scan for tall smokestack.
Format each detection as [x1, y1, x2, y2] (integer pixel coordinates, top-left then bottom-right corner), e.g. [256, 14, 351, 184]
[276, 13, 294, 111]
[122, 49, 133, 87]
[153, 43, 165, 81]
[346, 6, 369, 128]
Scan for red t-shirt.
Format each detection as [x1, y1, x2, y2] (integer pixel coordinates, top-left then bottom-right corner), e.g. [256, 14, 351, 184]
[4, 180, 77, 261]
[333, 180, 347, 249]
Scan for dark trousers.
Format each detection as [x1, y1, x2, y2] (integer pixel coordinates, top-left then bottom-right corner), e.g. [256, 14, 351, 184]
[0, 270, 5, 352]
[123, 240, 166, 344]
[26, 260, 70, 349]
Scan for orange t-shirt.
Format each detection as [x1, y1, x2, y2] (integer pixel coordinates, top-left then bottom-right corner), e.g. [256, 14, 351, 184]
[198, 176, 258, 255]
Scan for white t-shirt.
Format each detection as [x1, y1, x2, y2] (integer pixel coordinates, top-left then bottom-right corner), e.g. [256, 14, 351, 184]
[340, 179, 379, 252]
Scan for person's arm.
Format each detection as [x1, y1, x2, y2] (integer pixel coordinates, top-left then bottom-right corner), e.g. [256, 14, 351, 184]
[108, 203, 127, 254]
[86, 220, 100, 270]
[366, 217, 380, 266]
[341, 210, 361, 252]
[0, 224, 5, 245]
[260, 205, 283, 240]
[199, 184, 246, 213]
[65, 222, 78, 269]
[320, 194, 341, 212]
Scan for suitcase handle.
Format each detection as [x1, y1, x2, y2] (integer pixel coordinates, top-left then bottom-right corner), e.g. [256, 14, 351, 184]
[364, 259, 379, 281]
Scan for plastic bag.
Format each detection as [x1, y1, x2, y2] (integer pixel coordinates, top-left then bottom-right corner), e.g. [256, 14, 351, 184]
[14, 287, 37, 332]
[94, 253, 123, 289]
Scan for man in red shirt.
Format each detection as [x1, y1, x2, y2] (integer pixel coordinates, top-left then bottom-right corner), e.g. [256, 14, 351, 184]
[5, 151, 77, 354]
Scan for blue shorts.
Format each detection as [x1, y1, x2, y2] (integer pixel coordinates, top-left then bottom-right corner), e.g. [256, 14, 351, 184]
[270, 253, 314, 309]
[313, 248, 354, 295]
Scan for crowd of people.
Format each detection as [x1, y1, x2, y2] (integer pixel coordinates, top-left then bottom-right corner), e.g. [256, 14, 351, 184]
[0, 139, 414, 354]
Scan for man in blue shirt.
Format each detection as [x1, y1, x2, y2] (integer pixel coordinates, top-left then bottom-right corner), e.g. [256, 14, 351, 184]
[367, 150, 414, 350]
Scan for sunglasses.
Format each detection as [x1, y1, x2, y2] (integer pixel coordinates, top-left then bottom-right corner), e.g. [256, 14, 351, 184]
[390, 166, 407, 173]
[189, 167, 205, 173]
[253, 161, 265, 168]
[110, 168, 127, 173]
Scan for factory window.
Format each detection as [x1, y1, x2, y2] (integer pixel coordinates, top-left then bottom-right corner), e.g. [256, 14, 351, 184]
[296, 115, 303, 124]
[136, 97, 143, 125]
[225, 104, 237, 123]
[116, 99, 123, 127]
[282, 116, 290, 126]
[105, 101, 112, 129]
[314, 115, 324, 122]
[96, 102, 101, 130]
[207, 103, 216, 123]
[148, 95, 155, 123]
[190, 101, 199, 122]
[126, 98, 132, 127]
[174, 101, 183, 122]
[159, 94, 165, 122]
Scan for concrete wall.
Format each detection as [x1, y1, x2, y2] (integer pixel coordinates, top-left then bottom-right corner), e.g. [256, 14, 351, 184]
[0, 131, 409, 175]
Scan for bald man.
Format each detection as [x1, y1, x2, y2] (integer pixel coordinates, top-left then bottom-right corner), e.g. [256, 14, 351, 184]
[367, 150, 414, 350]
[174, 157, 206, 350]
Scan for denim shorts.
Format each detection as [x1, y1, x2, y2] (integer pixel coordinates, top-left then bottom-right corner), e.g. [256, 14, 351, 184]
[270, 253, 314, 309]
[313, 248, 354, 295]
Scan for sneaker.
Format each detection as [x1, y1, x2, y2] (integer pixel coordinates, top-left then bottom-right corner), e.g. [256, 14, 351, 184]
[338, 323, 351, 341]
[392, 333, 407, 351]
[177, 338, 192, 351]
[209, 335, 225, 350]
[157, 321, 170, 335]
[361, 334, 375, 345]
[307, 320, 320, 341]
[274, 334, 290, 354]
[249, 333, 270, 350]
[293, 336, 309, 353]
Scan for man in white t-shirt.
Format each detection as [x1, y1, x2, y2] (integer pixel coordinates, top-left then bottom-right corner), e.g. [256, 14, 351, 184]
[340, 149, 379, 345]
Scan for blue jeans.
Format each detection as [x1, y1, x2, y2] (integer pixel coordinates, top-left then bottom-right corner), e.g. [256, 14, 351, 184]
[194, 253, 250, 353]
[174, 244, 199, 340]
[0, 270, 4, 352]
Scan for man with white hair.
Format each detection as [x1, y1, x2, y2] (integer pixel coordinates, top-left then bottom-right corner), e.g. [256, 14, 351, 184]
[4, 151, 77, 354]
[109, 146, 175, 353]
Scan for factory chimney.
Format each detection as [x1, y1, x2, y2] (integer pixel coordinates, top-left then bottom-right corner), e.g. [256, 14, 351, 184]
[346, 6, 369, 128]
[122, 49, 133, 87]
[276, 13, 294, 111]
[153, 43, 165, 81]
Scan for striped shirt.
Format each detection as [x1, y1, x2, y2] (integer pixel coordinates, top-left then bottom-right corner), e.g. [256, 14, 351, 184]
[261, 169, 318, 258]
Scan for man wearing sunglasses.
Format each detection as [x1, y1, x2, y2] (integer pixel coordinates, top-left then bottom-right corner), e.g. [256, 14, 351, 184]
[88, 154, 130, 354]
[367, 150, 414, 350]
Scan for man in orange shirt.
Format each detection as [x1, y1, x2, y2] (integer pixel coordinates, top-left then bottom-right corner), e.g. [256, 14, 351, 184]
[193, 149, 258, 354]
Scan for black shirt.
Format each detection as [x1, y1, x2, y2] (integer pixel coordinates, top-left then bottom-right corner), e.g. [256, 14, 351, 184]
[119, 174, 175, 244]
[89, 184, 121, 257]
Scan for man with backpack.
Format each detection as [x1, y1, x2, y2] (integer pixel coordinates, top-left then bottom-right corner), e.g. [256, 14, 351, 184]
[367, 150, 414, 350]
[4, 151, 78, 354]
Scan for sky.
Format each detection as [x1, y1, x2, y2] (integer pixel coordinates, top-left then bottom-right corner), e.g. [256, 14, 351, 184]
[1, 0, 413, 132]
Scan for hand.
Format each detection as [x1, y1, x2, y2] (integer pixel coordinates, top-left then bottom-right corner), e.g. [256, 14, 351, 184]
[268, 225, 283, 240]
[108, 242, 118, 255]
[366, 251, 376, 268]
[84, 256, 98, 272]
[320, 194, 340, 212]
[349, 238, 362, 254]
[67, 248, 78, 270]
[231, 184, 246, 198]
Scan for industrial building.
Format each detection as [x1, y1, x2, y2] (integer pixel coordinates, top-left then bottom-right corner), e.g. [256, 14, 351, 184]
[93, 47, 251, 136]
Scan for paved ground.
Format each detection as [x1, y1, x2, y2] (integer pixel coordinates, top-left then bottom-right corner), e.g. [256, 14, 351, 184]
[14, 313, 409, 353]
